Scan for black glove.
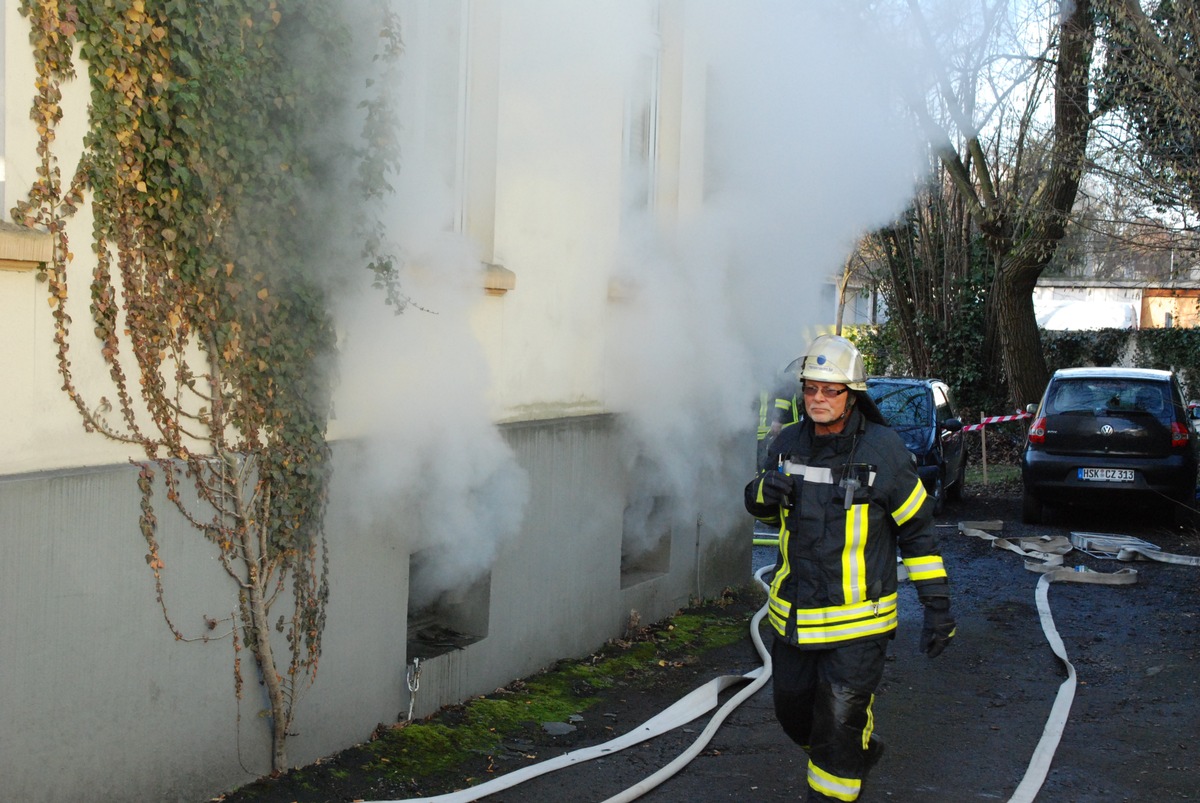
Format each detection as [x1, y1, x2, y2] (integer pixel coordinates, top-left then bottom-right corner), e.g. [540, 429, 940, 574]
[920, 598, 956, 658]
[758, 471, 796, 508]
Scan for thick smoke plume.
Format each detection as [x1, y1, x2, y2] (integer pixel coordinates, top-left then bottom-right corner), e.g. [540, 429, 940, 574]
[608, 1, 930, 558]
[331, 0, 933, 598]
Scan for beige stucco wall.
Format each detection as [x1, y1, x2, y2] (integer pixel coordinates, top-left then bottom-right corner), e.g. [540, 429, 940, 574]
[1, 4, 753, 800]
[3, 2, 138, 473]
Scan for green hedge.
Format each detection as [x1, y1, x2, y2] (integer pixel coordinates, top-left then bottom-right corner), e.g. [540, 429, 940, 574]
[853, 324, 1200, 416]
[1046, 328, 1200, 400]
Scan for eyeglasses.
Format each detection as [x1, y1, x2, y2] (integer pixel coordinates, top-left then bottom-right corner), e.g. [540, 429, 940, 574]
[803, 385, 849, 399]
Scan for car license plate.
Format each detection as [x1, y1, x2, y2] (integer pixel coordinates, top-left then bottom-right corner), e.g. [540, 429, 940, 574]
[1078, 467, 1134, 482]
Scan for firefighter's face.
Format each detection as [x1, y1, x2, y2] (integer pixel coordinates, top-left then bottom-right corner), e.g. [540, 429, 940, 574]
[803, 381, 852, 425]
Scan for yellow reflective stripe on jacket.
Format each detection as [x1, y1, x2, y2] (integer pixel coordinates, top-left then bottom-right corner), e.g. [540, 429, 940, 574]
[774, 395, 799, 426]
[892, 478, 927, 525]
[767, 609, 899, 645]
[808, 759, 862, 801]
[769, 509, 793, 593]
[902, 554, 947, 582]
[767, 593, 898, 646]
[841, 503, 868, 603]
[767, 593, 898, 625]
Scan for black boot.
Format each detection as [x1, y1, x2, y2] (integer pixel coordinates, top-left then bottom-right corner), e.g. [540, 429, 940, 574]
[865, 734, 886, 771]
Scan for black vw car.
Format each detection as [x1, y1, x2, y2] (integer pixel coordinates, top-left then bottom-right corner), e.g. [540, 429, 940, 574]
[865, 377, 967, 514]
[1020, 367, 1199, 524]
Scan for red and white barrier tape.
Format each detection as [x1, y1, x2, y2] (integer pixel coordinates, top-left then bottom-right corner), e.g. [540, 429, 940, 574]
[962, 411, 1032, 432]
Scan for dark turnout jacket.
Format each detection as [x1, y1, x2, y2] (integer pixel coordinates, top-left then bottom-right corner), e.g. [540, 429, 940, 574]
[745, 405, 949, 649]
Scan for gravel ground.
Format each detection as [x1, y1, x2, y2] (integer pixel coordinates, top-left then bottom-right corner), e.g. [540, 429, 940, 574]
[218, 481, 1200, 803]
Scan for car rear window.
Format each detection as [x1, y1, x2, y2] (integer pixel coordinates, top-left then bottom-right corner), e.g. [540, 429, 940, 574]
[1047, 378, 1173, 424]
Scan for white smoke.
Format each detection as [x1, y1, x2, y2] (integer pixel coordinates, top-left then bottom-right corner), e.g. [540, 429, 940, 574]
[330, 0, 935, 589]
[331, 223, 530, 610]
[608, 1, 931, 557]
[328, 61, 530, 610]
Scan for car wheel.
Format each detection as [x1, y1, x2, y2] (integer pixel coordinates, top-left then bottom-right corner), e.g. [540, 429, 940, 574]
[1021, 488, 1042, 525]
[931, 474, 945, 516]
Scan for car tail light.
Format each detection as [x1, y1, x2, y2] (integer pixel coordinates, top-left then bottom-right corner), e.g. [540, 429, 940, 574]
[1027, 417, 1046, 445]
[1171, 421, 1189, 448]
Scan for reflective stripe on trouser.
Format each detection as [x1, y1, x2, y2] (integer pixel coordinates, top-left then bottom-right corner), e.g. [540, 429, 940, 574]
[771, 638, 886, 802]
[808, 759, 861, 802]
[807, 680, 878, 801]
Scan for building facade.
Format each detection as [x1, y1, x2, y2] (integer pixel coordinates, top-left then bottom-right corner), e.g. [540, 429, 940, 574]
[1, 3, 753, 800]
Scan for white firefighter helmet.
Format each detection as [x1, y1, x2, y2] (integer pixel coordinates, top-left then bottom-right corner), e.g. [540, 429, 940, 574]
[799, 334, 867, 391]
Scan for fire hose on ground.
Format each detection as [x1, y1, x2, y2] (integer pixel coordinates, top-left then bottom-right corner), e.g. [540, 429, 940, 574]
[369, 525, 1197, 803]
[370, 563, 776, 803]
[957, 522, 1199, 802]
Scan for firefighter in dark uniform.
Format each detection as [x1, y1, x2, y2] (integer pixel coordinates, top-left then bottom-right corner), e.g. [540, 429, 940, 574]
[773, 357, 803, 432]
[745, 334, 956, 802]
[758, 362, 802, 468]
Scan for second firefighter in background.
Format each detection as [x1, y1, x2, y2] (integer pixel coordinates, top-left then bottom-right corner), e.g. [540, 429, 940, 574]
[745, 334, 956, 803]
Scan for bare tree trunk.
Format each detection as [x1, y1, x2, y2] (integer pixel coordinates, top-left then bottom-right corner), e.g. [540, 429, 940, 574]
[992, 262, 1046, 407]
[234, 474, 291, 774]
[931, 0, 1095, 408]
[980, 253, 1005, 396]
[246, 566, 290, 773]
[994, 0, 1095, 405]
[835, 256, 858, 335]
[879, 222, 924, 374]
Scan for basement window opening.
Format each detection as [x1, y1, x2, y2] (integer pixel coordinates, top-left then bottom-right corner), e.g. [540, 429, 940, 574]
[619, 494, 672, 588]
[406, 548, 491, 661]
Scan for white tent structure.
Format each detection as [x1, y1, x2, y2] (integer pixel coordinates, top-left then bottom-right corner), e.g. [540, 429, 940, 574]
[1035, 299, 1140, 330]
